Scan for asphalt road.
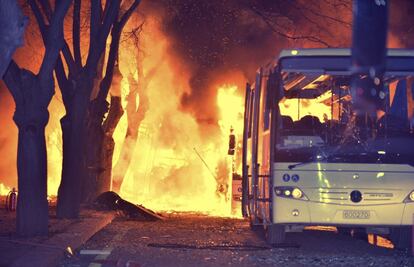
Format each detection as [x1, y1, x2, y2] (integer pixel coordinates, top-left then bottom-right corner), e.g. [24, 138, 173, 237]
[59, 213, 414, 267]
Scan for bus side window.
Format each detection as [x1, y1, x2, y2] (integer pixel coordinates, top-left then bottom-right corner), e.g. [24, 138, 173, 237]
[263, 71, 276, 131]
[248, 89, 254, 138]
[263, 82, 270, 130]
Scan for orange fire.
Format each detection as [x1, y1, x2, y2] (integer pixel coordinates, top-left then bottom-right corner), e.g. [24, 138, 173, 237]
[108, 18, 245, 216]
[3, 15, 246, 217]
[0, 183, 11, 196]
[279, 90, 333, 122]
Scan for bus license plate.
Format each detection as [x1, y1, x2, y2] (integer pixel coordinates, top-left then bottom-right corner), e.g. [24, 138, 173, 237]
[343, 210, 370, 219]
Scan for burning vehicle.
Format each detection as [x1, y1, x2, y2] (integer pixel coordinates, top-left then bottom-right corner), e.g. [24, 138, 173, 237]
[243, 48, 414, 248]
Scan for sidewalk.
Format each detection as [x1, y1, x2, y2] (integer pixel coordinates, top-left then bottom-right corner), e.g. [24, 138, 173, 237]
[0, 202, 115, 267]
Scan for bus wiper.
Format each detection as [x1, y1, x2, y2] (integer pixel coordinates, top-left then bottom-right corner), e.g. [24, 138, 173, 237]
[287, 150, 351, 170]
[288, 154, 326, 170]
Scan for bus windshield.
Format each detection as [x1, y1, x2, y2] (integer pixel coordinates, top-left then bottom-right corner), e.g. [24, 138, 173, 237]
[276, 70, 414, 165]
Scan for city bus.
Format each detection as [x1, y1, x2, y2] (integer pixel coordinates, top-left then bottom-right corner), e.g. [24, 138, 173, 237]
[242, 48, 414, 248]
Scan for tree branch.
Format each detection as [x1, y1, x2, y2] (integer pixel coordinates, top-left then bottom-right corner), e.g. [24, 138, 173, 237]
[96, 26, 122, 101]
[96, 0, 141, 100]
[55, 55, 71, 106]
[3, 61, 23, 103]
[102, 95, 124, 135]
[73, 0, 82, 68]
[28, 0, 48, 42]
[38, 0, 52, 18]
[249, 6, 332, 47]
[86, 0, 120, 71]
[119, 0, 141, 29]
[29, 0, 75, 74]
[38, 0, 72, 81]
[89, 0, 102, 57]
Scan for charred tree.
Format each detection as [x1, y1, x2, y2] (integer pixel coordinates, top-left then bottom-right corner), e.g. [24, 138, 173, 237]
[112, 63, 155, 193]
[0, 0, 27, 77]
[98, 94, 124, 194]
[84, 61, 124, 202]
[55, 0, 142, 218]
[2, 0, 71, 236]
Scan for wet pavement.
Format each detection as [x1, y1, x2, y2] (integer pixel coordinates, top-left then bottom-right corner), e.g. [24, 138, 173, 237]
[58, 213, 414, 267]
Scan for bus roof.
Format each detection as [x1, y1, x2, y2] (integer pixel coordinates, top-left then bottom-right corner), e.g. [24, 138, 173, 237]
[279, 48, 414, 59]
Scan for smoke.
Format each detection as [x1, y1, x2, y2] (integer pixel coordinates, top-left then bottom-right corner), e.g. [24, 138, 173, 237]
[141, 0, 354, 134]
[142, 1, 281, 130]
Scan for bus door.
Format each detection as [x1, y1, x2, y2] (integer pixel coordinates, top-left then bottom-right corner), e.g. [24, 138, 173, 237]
[248, 68, 271, 225]
[256, 69, 274, 225]
[242, 83, 252, 217]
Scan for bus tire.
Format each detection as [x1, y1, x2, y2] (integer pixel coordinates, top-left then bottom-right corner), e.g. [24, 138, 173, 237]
[266, 224, 286, 245]
[390, 226, 412, 250]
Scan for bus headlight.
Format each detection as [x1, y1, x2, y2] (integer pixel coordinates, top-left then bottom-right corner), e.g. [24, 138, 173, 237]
[292, 188, 303, 199]
[404, 190, 414, 203]
[274, 186, 308, 201]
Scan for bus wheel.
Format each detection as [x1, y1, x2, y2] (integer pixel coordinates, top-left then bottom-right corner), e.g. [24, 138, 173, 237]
[266, 224, 286, 245]
[390, 226, 412, 250]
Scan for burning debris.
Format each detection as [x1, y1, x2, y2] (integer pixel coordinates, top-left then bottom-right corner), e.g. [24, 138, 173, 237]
[94, 191, 163, 221]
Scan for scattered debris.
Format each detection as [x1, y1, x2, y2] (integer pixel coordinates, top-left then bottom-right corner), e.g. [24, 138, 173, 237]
[79, 249, 111, 255]
[65, 247, 74, 258]
[86, 259, 142, 267]
[94, 191, 163, 221]
[147, 243, 272, 251]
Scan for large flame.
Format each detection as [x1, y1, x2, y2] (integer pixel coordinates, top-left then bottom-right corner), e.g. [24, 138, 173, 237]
[27, 16, 246, 216]
[107, 18, 245, 216]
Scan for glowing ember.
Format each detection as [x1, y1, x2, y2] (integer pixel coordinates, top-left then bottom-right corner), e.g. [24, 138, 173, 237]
[0, 183, 11, 196]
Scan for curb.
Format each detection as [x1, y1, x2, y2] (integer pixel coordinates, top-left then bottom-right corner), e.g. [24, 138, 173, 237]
[11, 210, 116, 267]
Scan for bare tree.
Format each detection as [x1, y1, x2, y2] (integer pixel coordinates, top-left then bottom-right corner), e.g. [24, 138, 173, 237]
[96, 60, 124, 195]
[52, 0, 142, 218]
[2, 0, 71, 236]
[0, 0, 27, 77]
[248, 0, 352, 47]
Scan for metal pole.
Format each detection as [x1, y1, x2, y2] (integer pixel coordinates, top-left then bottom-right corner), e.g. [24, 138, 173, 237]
[193, 147, 217, 180]
[351, 0, 389, 116]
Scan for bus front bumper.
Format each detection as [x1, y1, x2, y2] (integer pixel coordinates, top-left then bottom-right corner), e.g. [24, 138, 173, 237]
[273, 197, 414, 226]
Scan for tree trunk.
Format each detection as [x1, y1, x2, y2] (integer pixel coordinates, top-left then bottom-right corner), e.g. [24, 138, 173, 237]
[15, 115, 49, 236]
[55, 0, 141, 210]
[4, 64, 51, 236]
[81, 97, 107, 203]
[57, 78, 92, 218]
[98, 96, 124, 194]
